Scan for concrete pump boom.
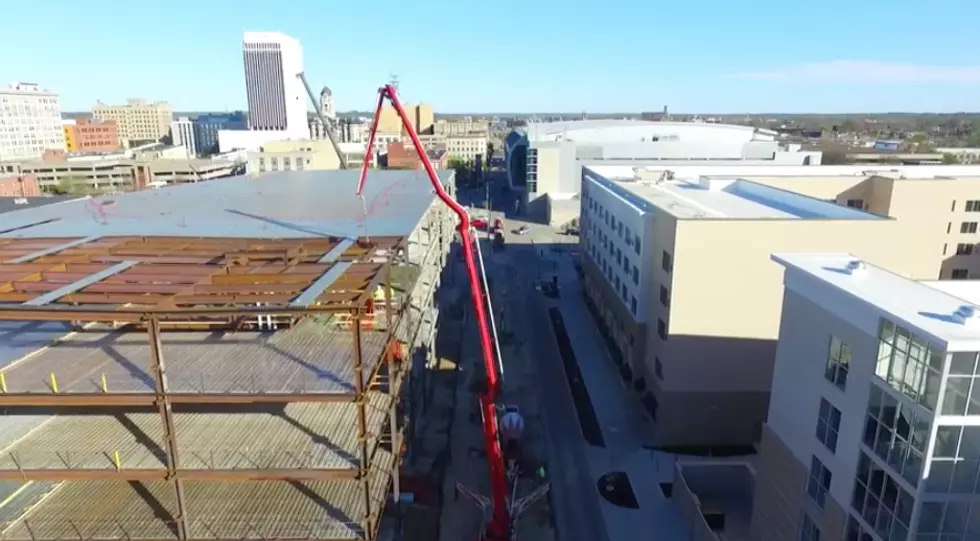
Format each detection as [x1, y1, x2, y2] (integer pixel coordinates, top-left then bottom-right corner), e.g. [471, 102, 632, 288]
[356, 84, 512, 541]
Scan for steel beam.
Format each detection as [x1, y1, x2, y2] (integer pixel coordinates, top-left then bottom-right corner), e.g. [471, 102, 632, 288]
[5, 236, 101, 263]
[23, 260, 137, 306]
[289, 262, 353, 307]
[319, 237, 357, 263]
[0, 304, 353, 323]
[0, 467, 359, 482]
[147, 318, 189, 541]
[0, 392, 356, 406]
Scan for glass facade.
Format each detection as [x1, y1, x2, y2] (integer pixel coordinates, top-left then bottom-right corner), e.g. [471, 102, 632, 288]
[876, 319, 944, 412]
[851, 450, 914, 540]
[859, 316, 980, 540]
[863, 385, 927, 487]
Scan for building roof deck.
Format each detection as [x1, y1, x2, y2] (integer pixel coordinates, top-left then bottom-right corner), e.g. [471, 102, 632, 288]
[0, 236, 399, 314]
[0, 450, 393, 541]
[585, 166, 884, 220]
[0, 170, 447, 239]
[774, 253, 980, 350]
[0, 392, 391, 478]
[0, 319, 389, 398]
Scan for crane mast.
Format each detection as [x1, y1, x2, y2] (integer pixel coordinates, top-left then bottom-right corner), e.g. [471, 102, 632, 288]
[356, 84, 547, 541]
[297, 71, 348, 170]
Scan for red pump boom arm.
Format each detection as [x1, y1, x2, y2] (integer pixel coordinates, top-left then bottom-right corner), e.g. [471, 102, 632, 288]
[357, 85, 511, 541]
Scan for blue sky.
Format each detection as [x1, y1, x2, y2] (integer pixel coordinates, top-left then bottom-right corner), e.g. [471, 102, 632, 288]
[4, 0, 980, 114]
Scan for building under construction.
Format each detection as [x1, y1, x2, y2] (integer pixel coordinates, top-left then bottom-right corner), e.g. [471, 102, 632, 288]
[0, 169, 456, 541]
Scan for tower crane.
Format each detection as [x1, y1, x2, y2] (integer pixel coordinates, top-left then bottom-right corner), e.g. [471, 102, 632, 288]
[297, 71, 348, 169]
[356, 84, 548, 541]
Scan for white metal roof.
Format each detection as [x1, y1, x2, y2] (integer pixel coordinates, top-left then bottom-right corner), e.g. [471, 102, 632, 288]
[773, 253, 980, 350]
[584, 167, 882, 220]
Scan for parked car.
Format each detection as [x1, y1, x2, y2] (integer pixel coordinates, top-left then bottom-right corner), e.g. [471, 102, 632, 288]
[513, 225, 530, 236]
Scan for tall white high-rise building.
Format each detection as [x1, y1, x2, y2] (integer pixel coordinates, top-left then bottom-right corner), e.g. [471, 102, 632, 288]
[242, 32, 307, 139]
[170, 117, 196, 158]
[0, 83, 66, 162]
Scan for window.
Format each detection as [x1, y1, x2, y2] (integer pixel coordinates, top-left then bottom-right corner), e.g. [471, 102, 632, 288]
[962, 222, 978, 234]
[623, 256, 630, 273]
[634, 235, 641, 254]
[630, 296, 637, 315]
[806, 456, 832, 509]
[952, 268, 969, 280]
[815, 398, 841, 452]
[654, 357, 663, 379]
[662, 250, 672, 273]
[659, 285, 670, 307]
[798, 514, 820, 541]
[863, 384, 929, 487]
[967, 200, 980, 212]
[851, 451, 914, 539]
[618, 222, 623, 237]
[825, 336, 851, 389]
[876, 318, 944, 412]
[632, 266, 638, 285]
[657, 318, 668, 340]
[957, 243, 974, 255]
[846, 199, 864, 209]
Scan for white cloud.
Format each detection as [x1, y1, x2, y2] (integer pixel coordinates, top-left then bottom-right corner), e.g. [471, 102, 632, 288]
[726, 60, 980, 84]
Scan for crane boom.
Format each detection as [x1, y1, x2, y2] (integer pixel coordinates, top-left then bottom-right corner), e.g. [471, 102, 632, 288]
[297, 71, 348, 170]
[356, 84, 513, 541]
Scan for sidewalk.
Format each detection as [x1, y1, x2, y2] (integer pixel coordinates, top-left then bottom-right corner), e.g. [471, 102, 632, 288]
[539, 249, 691, 540]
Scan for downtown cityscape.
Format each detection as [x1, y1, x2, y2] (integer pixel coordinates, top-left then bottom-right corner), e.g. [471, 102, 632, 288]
[0, 8, 980, 541]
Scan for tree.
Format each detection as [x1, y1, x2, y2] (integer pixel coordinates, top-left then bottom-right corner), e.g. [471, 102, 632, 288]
[486, 142, 495, 164]
[822, 149, 848, 165]
[943, 153, 960, 164]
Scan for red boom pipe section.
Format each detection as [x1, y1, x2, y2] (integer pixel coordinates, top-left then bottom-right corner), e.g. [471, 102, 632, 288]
[356, 85, 511, 540]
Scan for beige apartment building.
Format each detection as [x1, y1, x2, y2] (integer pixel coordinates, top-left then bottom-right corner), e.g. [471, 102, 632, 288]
[246, 140, 374, 174]
[579, 166, 951, 447]
[749, 174, 980, 280]
[446, 134, 488, 162]
[433, 118, 489, 136]
[376, 104, 434, 135]
[93, 98, 173, 144]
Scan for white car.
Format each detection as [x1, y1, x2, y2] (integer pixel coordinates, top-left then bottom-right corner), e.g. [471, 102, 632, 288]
[513, 225, 530, 236]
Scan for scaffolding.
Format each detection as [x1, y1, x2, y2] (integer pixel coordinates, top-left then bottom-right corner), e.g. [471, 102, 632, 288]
[0, 235, 416, 541]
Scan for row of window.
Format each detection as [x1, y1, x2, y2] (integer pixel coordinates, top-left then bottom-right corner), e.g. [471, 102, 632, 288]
[582, 191, 642, 256]
[953, 200, 980, 213]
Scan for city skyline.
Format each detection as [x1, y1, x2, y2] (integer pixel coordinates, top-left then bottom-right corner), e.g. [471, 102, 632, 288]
[2, 0, 980, 114]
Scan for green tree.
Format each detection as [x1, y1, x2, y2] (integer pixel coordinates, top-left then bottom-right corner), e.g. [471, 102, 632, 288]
[943, 153, 960, 164]
[486, 142, 495, 164]
[821, 149, 849, 165]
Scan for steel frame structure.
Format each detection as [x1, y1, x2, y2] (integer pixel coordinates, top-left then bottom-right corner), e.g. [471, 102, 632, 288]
[0, 235, 412, 541]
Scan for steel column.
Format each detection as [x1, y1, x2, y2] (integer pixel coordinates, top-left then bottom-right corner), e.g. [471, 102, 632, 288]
[389, 367, 400, 503]
[147, 318, 189, 540]
[384, 263, 393, 337]
[351, 313, 373, 538]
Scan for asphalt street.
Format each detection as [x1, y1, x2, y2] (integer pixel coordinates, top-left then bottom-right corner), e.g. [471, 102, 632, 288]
[458, 171, 690, 541]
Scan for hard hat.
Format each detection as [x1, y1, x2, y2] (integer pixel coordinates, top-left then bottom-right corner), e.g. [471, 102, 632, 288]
[500, 410, 525, 439]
